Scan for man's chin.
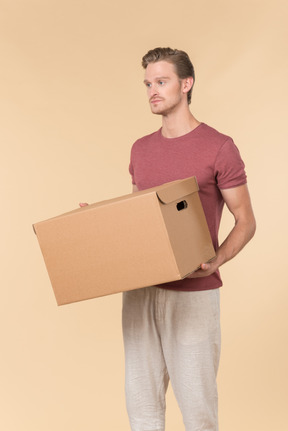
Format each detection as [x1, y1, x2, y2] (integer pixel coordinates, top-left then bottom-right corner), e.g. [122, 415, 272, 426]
[150, 106, 166, 115]
[150, 109, 162, 115]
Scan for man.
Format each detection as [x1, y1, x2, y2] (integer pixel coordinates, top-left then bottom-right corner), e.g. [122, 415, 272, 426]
[122, 47, 256, 431]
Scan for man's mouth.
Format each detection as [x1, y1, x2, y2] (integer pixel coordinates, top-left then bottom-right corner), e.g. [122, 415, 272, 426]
[150, 98, 163, 104]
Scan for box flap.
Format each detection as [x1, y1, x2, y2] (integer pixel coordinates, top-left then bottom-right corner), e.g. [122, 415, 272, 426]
[156, 176, 199, 204]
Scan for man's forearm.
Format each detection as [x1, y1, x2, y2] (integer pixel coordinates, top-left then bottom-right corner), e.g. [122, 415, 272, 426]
[188, 184, 256, 278]
[190, 217, 256, 278]
[214, 216, 256, 269]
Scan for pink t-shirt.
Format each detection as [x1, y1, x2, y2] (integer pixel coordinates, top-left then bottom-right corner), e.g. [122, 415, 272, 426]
[129, 123, 247, 291]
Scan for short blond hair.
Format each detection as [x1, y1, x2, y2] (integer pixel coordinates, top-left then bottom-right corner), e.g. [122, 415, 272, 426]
[142, 47, 195, 104]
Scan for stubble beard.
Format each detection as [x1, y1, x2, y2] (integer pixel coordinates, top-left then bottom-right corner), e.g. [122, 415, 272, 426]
[149, 90, 183, 117]
[150, 100, 180, 117]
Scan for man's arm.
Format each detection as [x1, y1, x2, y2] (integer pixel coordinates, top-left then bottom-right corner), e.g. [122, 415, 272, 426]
[188, 183, 256, 278]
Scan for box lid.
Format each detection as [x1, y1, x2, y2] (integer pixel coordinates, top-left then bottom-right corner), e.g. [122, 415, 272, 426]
[156, 176, 199, 204]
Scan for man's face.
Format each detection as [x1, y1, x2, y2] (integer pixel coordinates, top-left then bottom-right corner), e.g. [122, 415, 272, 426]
[144, 60, 185, 116]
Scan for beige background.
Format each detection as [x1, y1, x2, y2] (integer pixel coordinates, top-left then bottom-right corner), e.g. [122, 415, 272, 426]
[1, 0, 287, 430]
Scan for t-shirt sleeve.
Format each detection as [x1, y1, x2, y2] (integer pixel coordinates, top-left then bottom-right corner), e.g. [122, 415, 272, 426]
[215, 138, 247, 189]
[129, 148, 136, 185]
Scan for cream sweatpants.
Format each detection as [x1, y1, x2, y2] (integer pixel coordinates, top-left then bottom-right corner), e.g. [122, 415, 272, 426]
[122, 286, 221, 431]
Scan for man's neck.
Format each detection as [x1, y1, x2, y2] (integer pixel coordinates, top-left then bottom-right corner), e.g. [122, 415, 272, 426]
[161, 109, 201, 139]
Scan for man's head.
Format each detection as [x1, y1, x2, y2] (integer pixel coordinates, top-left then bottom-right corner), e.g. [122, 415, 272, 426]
[142, 47, 195, 105]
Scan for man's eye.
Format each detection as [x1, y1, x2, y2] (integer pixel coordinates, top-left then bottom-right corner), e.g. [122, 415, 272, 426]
[145, 83, 151, 88]
[159, 81, 165, 86]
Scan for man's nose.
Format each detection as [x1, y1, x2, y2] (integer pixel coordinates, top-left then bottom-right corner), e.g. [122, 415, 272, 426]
[149, 83, 159, 97]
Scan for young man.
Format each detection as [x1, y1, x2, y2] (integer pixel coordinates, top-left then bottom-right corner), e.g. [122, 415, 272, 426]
[122, 48, 256, 431]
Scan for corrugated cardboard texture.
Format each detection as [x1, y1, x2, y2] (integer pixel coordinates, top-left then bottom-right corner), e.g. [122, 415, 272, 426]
[160, 190, 215, 276]
[34, 177, 215, 305]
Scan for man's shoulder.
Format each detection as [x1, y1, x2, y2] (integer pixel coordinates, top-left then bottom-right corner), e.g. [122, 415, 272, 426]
[131, 123, 234, 151]
[133, 129, 160, 147]
[200, 123, 232, 142]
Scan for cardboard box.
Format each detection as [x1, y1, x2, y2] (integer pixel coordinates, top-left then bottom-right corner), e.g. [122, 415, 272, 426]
[33, 176, 215, 305]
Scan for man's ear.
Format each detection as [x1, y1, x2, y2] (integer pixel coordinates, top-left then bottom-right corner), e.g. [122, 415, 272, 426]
[182, 77, 194, 94]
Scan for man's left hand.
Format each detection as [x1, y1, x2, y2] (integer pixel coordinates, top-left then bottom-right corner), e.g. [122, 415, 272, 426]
[186, 261, 218, 278]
